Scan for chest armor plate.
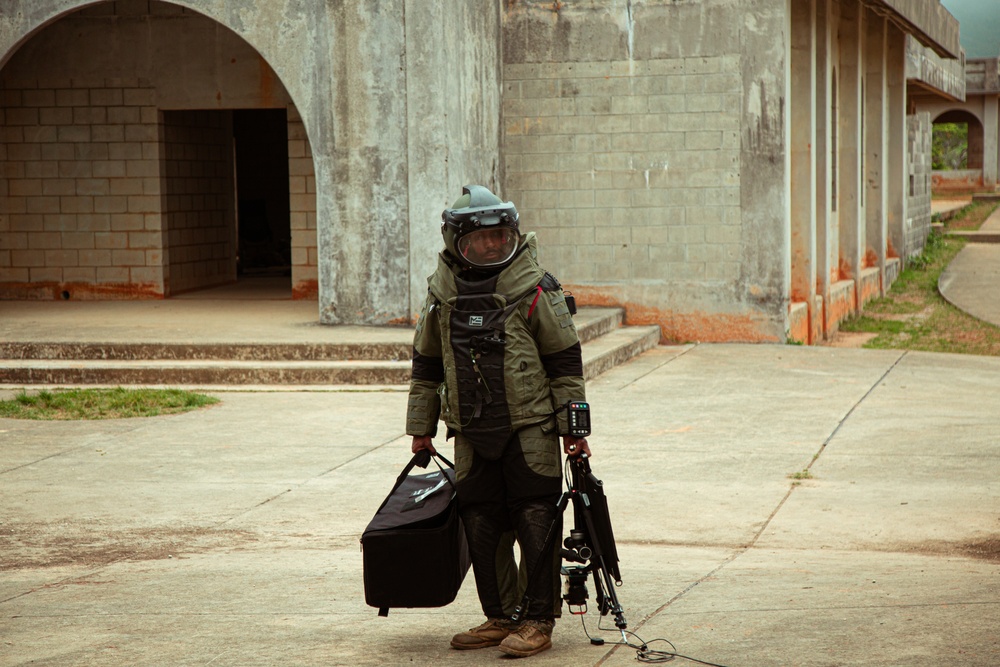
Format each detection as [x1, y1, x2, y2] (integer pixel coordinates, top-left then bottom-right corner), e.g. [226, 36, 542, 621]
[448, 274, 519, 459]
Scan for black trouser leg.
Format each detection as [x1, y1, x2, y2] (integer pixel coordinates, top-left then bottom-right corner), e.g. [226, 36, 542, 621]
[510, 498, 561, 620]
[456, 428, 562, 621]
[459, 507, 518, 619]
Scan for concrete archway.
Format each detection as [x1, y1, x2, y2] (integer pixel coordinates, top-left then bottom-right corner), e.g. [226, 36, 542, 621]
[0, 0, 318, 300]
[1, 0, 503, 325]
[931, 108, 984, 190]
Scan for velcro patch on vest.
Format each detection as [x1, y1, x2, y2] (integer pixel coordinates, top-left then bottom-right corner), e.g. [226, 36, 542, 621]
[469, 315, 484, 327]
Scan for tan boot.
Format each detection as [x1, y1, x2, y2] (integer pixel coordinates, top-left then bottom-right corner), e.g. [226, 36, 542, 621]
[450, 618, 514, 650]
[498, 619, 554, 657]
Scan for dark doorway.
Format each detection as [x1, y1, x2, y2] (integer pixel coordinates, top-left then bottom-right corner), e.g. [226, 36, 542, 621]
[233, 109, 291, 279]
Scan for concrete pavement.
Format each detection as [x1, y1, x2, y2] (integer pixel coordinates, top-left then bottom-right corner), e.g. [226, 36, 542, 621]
[2, 344, 998, 666]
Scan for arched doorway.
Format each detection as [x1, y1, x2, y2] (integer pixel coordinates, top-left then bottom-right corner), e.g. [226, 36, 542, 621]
[931, 109, 983, 192]
[0, 0, 318, 300]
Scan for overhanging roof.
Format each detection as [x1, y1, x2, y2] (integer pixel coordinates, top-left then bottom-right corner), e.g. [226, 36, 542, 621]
[869, 0, 961, 60]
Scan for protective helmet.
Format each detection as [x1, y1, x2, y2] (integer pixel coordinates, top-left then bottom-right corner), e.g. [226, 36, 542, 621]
[441, 185, 520, 270]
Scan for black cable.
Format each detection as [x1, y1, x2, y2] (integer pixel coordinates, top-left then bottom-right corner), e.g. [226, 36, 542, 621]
[577, 614, 733, 667]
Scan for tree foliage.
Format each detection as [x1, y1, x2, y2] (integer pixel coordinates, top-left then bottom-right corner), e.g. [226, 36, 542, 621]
[932, 122, 968, 170]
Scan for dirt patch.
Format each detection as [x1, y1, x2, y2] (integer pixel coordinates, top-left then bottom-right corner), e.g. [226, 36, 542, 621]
[957, 538, 1000, 562]
[897, 537, 1000, 563]
[821, 331, 878, 348]
[0, 520, 258, 570]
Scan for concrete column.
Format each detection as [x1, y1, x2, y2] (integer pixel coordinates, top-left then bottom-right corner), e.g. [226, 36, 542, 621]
[984, 94, 999, 188]
[886, 25, 906, 268]
[815, 0, 831, 338]
[838, 0, 863, 298]
[864, 10, 886, 297]
[790, 0, 817, 333]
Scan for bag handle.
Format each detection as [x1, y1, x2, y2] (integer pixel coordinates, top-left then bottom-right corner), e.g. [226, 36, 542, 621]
[375, 450, 457, 516]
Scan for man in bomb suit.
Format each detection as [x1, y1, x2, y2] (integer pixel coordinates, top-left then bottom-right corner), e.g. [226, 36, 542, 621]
[407, 185, 591, 658]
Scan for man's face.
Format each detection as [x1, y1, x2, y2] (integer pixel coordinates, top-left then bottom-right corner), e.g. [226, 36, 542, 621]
[458, 227, 518, 267]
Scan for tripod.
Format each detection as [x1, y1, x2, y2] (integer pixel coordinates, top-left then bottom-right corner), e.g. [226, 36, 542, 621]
[512, 453, 628, 642]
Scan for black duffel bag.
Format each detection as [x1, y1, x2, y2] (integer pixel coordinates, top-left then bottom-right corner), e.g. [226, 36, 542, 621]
[361, 450, 471, 616]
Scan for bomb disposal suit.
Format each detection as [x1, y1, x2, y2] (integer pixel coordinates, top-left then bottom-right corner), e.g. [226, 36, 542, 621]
[407, 185, 587, 638]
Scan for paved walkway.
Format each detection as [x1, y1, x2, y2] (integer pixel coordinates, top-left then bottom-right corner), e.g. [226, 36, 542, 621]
[2, 343, 999, 666]
[931, 197, 971, 218]
[2, 240, 1000, 666]
[939, 203, 1000, 327]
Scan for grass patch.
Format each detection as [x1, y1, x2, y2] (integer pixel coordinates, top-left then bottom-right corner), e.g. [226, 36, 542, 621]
[941, 200, 998, 231]
[840, 209, 1000, 356]
[0, 387, 219, 420]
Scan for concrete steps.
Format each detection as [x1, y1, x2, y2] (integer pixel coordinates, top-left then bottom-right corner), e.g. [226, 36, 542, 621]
[0, 307, 660, 386]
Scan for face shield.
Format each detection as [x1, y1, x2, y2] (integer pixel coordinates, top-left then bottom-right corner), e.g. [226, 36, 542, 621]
[442, 199, 520, 269]
[457, 227, 520, 268]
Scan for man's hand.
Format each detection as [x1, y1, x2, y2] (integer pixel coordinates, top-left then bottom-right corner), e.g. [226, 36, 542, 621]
[411, 435, 436, 455]
[562, 435, 590, 458]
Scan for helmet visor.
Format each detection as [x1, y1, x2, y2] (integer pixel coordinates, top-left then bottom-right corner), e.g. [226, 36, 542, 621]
[457, 227, 519, 268]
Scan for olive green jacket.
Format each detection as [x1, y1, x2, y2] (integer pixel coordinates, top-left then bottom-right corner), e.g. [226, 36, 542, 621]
[406, 233, 585, 439]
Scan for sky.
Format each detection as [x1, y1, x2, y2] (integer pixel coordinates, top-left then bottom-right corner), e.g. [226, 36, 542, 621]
[940, 0, 1000, 58]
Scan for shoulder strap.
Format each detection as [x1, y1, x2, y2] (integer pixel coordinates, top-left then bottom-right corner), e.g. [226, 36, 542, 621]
[534, 271, 577, 316]
[539, 271, 561, 292]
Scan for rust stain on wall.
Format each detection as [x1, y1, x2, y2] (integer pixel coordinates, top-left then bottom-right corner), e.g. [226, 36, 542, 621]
[787, 306, 810, 344]
[886, 238, 898, 259]
[568, 286, 779, 344]
[0, 282, 163, 300]
[292, 279, 318, 300]
[825, 288, 856, 332]
[858, 274, 881, 306]
[838, 257, 853, 281]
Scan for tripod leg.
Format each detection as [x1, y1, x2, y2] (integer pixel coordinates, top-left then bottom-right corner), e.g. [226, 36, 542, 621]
[578, 501, 628, 631]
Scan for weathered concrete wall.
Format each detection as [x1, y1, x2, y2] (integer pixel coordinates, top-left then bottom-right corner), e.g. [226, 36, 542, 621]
[880, 0, 961, 59]
[966, 58, 1000, 95]
[502, 0, 788, 342]
[403, 0, 502, 319]
[905, 35, 965, 102]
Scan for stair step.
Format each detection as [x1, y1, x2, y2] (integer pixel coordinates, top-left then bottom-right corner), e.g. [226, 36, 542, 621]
[582, 325, 662, 380]
[0, 307, 624, 362]
[0, 359, 412, 386]
[0, 341, 414, 362]
[945, 230, 1000, 243]
[0, 307, 660, 386]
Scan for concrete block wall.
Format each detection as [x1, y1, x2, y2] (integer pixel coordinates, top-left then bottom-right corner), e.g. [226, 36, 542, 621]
[161, 110, 234, 295]
[0, 2, 316, 301]
[906, 112, 933, 257]
[287, 104, 317, 299]
[0, 78, 163, 298]
[504, 57, 742, 284]
[503, 1, 786, 343]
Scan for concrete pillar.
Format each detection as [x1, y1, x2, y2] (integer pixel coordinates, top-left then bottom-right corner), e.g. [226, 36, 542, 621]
[984, 94, 999, 188]
[864, 10, 886, 297]
[886, 24, 906, 268]
[838, 0, 863, 297]
[815, 0, 832, 338]
[790, 0, 817, 334]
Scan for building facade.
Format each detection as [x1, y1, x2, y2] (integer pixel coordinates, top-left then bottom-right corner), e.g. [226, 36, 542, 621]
[0, 0, 963, 343]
